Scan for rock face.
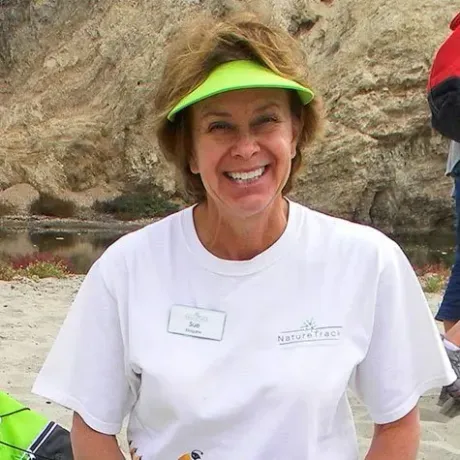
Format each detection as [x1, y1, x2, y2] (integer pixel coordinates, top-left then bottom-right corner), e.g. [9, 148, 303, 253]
[290, 0, 459, 234]
[0, 183, 39, 214]
[0, 0, 458, 233]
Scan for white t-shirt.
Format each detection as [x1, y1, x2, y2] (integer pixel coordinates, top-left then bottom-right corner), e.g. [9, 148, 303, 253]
[33, 201, 456, 460]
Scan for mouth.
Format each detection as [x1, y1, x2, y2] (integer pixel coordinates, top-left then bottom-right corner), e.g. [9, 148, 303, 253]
[224, 166, 267, 184]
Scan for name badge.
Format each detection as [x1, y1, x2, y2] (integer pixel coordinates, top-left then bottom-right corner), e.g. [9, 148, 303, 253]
[168, 305, 226, 341]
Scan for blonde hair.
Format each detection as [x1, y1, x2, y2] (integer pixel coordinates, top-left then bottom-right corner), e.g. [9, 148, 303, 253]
[154, 10, 324, 203]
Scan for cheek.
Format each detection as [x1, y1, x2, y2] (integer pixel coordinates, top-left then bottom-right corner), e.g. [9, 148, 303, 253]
[193, 143, 223, 177]
[266, 133, 294, 163]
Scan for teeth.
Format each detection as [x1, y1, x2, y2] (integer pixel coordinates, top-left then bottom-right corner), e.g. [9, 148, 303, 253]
[227, 167, 265, 181]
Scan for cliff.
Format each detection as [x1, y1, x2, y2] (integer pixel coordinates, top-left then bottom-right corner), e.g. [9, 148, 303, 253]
[0, 0, 458, 233]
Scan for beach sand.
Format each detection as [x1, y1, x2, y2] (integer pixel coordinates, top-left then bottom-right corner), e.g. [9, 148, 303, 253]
[1, 278, 459, 458]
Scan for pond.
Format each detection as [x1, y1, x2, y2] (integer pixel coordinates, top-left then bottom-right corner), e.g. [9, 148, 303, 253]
[0, 228, 126, 274]
[0, 225, 456, 275]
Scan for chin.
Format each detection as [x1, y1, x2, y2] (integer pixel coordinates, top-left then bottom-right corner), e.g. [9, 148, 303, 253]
[223, 194, 280, 219]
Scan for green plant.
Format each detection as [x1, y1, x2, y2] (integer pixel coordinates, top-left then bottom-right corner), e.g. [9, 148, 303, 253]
[18, 261, 69, 279]
[94, 192, 180, 220]
[0, 252, 72, 280]
[0, 260, 15, 281]
[10, 252, 73, 272]
[0, 252, 74, 279]
[422, 274, 445, 293]
[30, 193, 76, 218]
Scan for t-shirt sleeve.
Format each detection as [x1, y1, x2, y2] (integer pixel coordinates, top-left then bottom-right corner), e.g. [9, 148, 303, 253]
[349, 239, 456, 425]
[32, 258, 139, 435]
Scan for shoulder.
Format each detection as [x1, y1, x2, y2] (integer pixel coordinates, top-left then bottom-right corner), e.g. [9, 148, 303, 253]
[94, 207, 189, 280]
[292, 201, 402, 266]
[293, 200, 394, 246]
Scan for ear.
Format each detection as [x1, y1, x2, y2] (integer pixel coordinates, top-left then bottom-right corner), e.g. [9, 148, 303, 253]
[189, 152, 199, 174]
[186, 108, 200, 174]
[291, 115, 302, 157]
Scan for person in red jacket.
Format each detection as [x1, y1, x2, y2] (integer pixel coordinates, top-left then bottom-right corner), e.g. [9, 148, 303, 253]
[428, 12, 460, 142]
[428, 12, 460, 417]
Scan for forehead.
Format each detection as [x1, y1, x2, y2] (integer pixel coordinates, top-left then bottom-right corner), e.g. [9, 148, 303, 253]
[192, 88, 291, 116]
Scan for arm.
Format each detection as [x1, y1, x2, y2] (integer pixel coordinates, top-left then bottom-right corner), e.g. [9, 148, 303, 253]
[33, 260, 139, 459]
[365, 407, 420, 460]
[71, 412, 125, 460]
[349, 239, 454, 459]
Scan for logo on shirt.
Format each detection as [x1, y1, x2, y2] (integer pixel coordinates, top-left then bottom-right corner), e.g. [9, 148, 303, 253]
[185, 311, 209, 323]
[178, 451, 204, 460]
[278, 318, 342, 346]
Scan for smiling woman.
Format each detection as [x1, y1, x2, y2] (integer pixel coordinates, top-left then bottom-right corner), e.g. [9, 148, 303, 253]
[188, 87, 301, 258]
[154, 16, 322, 206]
[32, 9, 456, 460]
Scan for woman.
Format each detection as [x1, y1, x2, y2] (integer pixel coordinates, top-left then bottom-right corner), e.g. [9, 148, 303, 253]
[33, 11, 455, 460]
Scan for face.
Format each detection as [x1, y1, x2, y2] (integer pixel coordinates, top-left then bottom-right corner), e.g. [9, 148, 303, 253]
[190, 88, 301, 219]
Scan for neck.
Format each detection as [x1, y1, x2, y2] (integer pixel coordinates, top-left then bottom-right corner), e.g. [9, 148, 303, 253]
[193, 197, 289, 260]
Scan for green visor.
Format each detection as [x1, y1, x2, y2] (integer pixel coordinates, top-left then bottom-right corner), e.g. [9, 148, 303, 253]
[167, 60, 315, 121]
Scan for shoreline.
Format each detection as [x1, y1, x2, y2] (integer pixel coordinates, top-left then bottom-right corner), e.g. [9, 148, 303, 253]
[0, 215, 158, 233]
[0, 214, 455, 239]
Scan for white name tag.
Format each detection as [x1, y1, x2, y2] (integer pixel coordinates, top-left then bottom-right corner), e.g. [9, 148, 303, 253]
[168, 305, 226, 341]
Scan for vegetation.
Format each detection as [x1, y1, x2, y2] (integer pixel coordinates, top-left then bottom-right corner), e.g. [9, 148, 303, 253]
[0, 260, 15, 281]
[93, 191, 180, 221]
[422, 274, 446, 293]
[0, 253, 73, 280]
[415, 263, 450, 293]
[30, 193, 77, 218]
[18, 261, 69, 279]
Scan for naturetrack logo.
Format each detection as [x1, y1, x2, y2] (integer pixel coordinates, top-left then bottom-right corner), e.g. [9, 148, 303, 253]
[278, 318, 342, 346]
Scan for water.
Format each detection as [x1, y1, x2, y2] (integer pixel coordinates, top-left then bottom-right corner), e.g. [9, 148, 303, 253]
[0, 226, 456, 275]
[397, 232, 456, 269]
[0, 228, 127, 274]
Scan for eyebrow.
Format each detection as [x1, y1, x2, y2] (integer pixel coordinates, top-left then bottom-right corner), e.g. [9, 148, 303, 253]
[254, 102, 282, 113]
[200, 110, 232, 119]
[199, 101, 282, 120]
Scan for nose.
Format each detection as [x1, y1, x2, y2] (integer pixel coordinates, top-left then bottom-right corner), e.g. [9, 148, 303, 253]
[231, 132, 260, 159]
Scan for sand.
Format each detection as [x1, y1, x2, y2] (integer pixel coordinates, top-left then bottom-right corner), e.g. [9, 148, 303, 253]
[1, 278, 460, 459]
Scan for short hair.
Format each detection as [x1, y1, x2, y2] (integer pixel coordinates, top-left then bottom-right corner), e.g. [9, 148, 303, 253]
[154, 10, 324, 203]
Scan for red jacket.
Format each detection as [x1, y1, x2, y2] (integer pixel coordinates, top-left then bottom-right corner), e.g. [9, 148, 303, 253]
[428, 12, 460, 142]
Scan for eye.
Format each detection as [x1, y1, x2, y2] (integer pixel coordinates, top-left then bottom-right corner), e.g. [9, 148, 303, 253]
[208, 121, 233, 132]
[253, 114, 281, 126]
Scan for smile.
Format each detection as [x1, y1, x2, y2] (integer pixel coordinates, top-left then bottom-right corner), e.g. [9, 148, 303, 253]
[225, 166, 266, 183]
